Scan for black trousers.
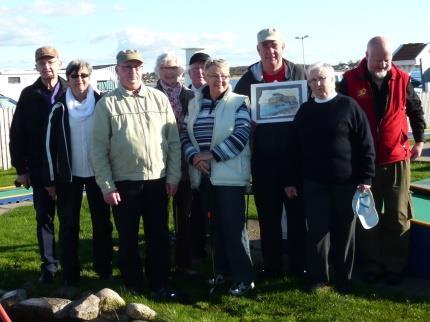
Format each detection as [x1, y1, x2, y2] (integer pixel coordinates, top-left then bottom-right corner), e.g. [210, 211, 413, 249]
[113, 178, 170, 292]
[252, 163, 306, 274]
[199, 177, 254, 284]
[56, 176, 112, 283]
[173, 180, 193, 269]
[29, 168, 58, 275]
[304, 180, 356, 284]
[190, 189, 207, 260]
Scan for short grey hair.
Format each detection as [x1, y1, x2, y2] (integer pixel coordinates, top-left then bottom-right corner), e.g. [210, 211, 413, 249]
[154, 52, 185, 77]
[203, 58, 230, 74]
[66, 59, 92, 77]
[306, 62, 335, 79]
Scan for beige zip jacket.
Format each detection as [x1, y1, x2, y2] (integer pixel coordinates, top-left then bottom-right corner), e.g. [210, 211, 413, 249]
[92, 84, 181, 194]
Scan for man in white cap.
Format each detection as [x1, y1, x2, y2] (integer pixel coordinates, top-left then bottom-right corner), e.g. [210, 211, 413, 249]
[92, 50, 182, 301]
[10, 46, 67, 283]
[235, 28, 307, 279]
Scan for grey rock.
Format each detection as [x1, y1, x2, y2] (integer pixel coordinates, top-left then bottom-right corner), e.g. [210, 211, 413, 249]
[96, 288, 126, 315]
[126, 303, 156, 321]
[0, 288, 26, 307]
[69, 293, 100, 320]
[13, 297, 71, 321]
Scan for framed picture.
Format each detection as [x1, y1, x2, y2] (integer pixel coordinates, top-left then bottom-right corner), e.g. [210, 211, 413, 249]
[250, 80, 308, 123]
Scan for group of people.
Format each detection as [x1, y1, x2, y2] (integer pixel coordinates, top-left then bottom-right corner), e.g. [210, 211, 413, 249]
[9, 26, 426, 300]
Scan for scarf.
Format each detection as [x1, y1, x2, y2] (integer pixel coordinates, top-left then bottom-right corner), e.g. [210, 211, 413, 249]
[160, 80, 183, 124]
[66, 86, 95, 121]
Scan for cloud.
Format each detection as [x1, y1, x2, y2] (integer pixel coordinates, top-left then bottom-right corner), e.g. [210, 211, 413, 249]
[32, 0, 96, 16]
[0, 16, 46, 46]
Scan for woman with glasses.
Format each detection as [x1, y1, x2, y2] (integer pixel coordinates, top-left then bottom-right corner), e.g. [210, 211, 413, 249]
[154, 52, 197, 276]
[44, 60, 113, 286]
[180, 58, 254, 296]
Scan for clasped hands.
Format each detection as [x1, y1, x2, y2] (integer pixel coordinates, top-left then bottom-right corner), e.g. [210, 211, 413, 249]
[192, 151, 214, 175]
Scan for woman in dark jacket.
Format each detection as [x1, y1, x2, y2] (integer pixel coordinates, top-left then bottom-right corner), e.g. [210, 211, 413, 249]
[45, 60, 113, 286]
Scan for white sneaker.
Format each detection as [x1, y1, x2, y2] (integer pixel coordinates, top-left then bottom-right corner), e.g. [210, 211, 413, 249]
[229, 281, 255, 296]
[208, 274, 225, 286]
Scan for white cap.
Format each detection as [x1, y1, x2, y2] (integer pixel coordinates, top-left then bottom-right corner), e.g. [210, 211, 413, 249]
[352, 189, 379, 229]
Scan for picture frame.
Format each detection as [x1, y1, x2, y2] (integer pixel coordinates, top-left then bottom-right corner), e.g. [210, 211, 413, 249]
[250, 80, 308, 123]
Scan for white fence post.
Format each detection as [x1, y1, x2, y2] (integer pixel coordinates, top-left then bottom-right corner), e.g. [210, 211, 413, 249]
[0, 107, 15, 170]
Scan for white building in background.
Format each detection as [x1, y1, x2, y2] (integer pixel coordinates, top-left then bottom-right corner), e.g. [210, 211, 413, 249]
[0, 64, 118, 100]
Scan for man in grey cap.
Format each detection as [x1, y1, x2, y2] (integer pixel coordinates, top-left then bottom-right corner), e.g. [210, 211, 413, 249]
[10, 46, 67, 283]
[92, 49, 183, 300]
[235, 28, 307, 279]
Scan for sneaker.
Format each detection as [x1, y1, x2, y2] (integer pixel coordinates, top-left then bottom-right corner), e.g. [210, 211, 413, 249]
[229, 281, 255, 296]
[208, 274, 225, 286]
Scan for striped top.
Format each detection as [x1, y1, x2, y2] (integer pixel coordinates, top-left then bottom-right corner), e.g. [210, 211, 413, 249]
[180, 87, 251, 164]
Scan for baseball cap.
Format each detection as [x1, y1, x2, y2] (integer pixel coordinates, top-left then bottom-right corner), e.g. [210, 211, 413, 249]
[257, 28, 283, 44]
[189, 52, 210, 66]
[352, 189, 379, 229]
[35, 46, 59, 61]
[116, 50, 144, 64]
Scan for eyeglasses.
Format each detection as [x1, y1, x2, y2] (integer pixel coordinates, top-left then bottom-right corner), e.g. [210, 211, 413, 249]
[207, 74, 230, 80]
[308, 76, 327, 85]
[36, 59, 58, 67]
[119, 64, 143, 71]
[70, 73, 90, 79]
[160, 66, 180, 71]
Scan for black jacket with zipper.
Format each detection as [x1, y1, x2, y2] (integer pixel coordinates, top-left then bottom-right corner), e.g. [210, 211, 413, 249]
[9, 77, 67, 174]
[44, 91, 101, 186]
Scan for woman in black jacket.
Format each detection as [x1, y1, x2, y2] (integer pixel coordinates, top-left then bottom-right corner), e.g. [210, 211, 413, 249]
[45, 60, 113, 286]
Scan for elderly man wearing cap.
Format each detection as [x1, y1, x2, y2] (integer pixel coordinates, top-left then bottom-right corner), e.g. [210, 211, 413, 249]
[188, 52, 210, 92]
[235, 28, 307, 278]
[10, 46, 67, 283]
[92, 50, 182, 301]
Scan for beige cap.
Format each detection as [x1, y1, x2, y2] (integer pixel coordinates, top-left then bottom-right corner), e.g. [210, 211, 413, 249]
[35, 46, 59, 61]
[257, 28, 283, 44]
[116, 49, 144, 64]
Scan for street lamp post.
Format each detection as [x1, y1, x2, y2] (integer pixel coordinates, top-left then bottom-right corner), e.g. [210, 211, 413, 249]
[295, 35, 309, 68]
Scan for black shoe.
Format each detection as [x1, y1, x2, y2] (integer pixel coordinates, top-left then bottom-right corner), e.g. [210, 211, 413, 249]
[150, 288, 188, 303]
[39, 271, 55, 284]
[385, 272, 403, 285]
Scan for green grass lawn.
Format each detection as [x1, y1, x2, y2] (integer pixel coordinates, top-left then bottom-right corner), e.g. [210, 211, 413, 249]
[1, 165, 430, 320]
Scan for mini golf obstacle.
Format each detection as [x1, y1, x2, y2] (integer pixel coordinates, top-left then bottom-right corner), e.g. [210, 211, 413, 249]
[409, 178, 430, 279]
[0, 185, 33, 205]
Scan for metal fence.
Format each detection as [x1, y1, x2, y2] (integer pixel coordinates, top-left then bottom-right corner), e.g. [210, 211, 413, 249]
[1, 92, 430, 170]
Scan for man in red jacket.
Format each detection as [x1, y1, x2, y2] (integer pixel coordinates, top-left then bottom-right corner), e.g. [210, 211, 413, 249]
[338, 36, 426, 284]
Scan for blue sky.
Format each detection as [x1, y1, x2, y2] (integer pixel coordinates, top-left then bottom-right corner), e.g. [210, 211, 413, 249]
[0, 0, 429, 72]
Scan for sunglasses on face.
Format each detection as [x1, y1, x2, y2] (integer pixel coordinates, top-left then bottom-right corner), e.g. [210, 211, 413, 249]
[70, 73, 90, 79]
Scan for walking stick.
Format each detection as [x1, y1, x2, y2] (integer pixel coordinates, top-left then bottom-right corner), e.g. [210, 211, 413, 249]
[208, 211, 217, 296]
[0, 304, 12, 322]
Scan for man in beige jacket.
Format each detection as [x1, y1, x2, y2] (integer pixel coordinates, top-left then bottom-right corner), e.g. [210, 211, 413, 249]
[92, 50, 182, 301]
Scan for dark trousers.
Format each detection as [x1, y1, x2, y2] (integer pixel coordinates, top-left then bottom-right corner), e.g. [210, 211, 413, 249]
[56, 176, 112, 283]
[253, 165, 306, 274]
[304, 181, 356, 284]
[173, 180, 193, 269]
[30, 168, 58, 275]
[113, 178, 170, 292]
[199, 177, 254, 283]
[359, 160, 411, 274]
[190, 189, 207, 260]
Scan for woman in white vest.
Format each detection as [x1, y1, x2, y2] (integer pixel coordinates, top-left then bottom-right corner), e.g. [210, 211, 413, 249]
[180, 58, 254, 296]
